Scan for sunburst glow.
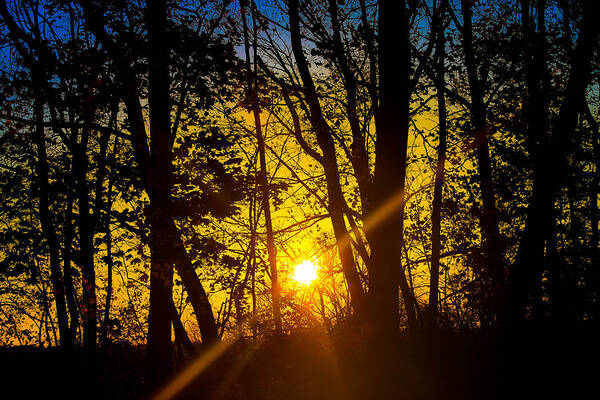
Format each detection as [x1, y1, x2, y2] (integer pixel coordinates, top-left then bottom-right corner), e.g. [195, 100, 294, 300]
[291, 260, 318, 285]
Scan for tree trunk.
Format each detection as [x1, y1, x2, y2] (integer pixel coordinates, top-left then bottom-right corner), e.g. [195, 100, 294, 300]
[288, 0, 365, 317]
[365, 1, 413, 396]
[370, 0, 415, 334]
[460, 0, 504, 314]
[75, 111, 98, 353]
[520, 0, 551, 319]
[359, 0, 378, 114]
[504, 0, 600, 326]
[101, 135, 118, 349]
[170, 220, 219, 343]
[145, 0, 175, 385]
[61, 110, 80, 341]
[584, 102, 600, 320]
[329, 0, 372, 213]
[121, 74, 219, 345]
[100, 196, 113, 348]
[0, 0, 73, 349]
[32, 70, 72, 348]
[79, 1, 220, 346]
[241, 1, 282, 333]
[62, 170, 80, 342]
[428, 0, 449, 329]
[170, 300, 193, 354]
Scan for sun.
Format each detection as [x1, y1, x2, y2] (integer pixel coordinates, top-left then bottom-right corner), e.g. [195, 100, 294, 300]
[291, 260, 319, 285]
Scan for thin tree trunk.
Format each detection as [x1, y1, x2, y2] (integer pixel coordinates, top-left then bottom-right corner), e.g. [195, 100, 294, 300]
[73, 75, 104, 353]
[32, 70, 72, 348]
[242, 1, 282, 333]
[359, 0, 378, 114]
[62, 178, 79, 341]
[251, 212, 258, 338]
[170, 221, 218, 343]
[460, 0, 504, 312]
[101, 135, 118, 348]
[583, 102, 600, 320]
[0, 3, 72, 348]
[328, 0, 372, 212]
[61, 110, 80, 341]
[41, 283, 58, 346]
[76, 114, 98, 353]
[248, 193, 256, 287]
[428, 0, 449, 329]
[94, 103, 116, 320]
[101, 196, 113, 348]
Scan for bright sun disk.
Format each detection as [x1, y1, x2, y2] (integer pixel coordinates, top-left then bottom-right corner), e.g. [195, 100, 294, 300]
[291, 260, 318, 285]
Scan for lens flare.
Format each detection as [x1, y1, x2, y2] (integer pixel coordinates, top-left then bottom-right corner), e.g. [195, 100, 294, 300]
[291, 260, 318, 285]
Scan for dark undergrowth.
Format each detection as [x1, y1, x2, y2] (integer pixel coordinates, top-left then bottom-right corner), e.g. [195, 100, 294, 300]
[1, 323, 597, 399]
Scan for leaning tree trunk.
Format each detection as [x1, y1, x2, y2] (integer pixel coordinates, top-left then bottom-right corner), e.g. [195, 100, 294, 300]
[288, 0, 365, 317]
[121, 69, 219, 345]
[170, 220, 219, 343]
[328, 0, 372, 213]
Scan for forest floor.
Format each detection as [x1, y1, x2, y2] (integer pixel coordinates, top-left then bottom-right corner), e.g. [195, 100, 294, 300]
[0, 324, 597, 399]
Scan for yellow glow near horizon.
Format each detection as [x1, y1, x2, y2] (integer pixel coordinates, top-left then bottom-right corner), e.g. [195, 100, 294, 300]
[291, 260, 318, 285]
